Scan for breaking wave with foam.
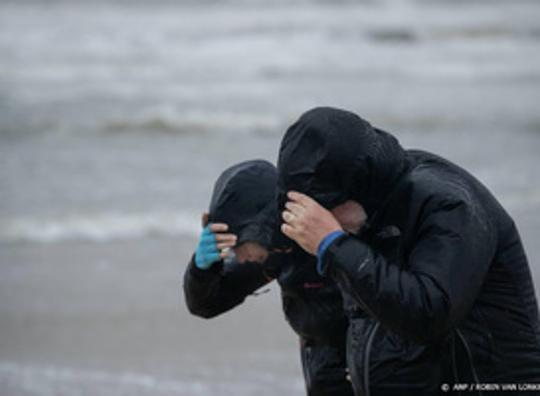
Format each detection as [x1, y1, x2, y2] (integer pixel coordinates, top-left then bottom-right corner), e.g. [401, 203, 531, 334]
[0, 211, 201, 243]
[2, 188, 540, 244]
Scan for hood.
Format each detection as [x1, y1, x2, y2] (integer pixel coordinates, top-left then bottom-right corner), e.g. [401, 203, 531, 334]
[277, 107, 408, 216]
[208, 159, 277, 248]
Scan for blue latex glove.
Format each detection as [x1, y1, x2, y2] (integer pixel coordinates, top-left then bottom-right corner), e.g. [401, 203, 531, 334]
[195, 226, 221, 270]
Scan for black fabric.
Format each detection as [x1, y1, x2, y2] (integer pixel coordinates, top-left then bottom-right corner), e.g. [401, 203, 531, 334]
[277, 107, 408, 215]
[183, 253, 354, 396]
[184, 251, 350, 346]
[279, 248, 349, 346]
[184, 254, 270, 319]
[278, 107, 540, 395]
[301, 338, 354, 396]
[183, 160, 353, 395]
[209, 159, 277, 248]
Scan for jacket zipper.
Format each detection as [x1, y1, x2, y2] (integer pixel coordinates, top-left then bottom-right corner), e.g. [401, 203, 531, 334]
[302, 341, 312, 389]
[363, 322, 380, 396]
[456, 329, 483, 396]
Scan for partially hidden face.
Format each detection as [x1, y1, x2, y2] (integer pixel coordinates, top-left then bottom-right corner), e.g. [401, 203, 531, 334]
[330, 200, 367, 235]
[233, 199, 365, 263]
[234, 242, 269, 264]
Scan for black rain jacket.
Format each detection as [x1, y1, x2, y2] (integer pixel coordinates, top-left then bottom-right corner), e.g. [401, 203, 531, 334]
[183, 159, 354, 396]
[277, 107, 540, 395]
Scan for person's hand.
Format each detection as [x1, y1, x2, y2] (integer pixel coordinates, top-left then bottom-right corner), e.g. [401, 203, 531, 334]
[281, 191, 343, 255]
[195, 220, 237, 270]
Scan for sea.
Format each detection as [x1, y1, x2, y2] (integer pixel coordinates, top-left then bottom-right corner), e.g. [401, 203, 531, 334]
[1, 0, 539, 394]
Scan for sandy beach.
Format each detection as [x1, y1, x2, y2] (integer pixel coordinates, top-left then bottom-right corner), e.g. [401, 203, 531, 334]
[0, 236, 304, 395]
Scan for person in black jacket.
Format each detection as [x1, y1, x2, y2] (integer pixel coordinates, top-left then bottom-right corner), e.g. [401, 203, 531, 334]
[277, 107, 540, 395]
[183, 159, 354, 396]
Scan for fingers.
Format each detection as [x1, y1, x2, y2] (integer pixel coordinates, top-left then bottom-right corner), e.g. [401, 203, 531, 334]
[282, 200, 308, 230]
[283, 199, 307, 224]
[215, 232, 236, 243]
[216, 240, 236, 250]
[198, 239, 234, 261]
[212, 231, 237, 250]
[209, 223, 228, 233]
[281, 223, 295, 240]
[200, 224, 237, 250]
[284, 201, 305, 215]
[282, 210, 295, 224]
[282, 196, 306, 238]
[196, 222, 237, 267]
[287, 191, 313, 205]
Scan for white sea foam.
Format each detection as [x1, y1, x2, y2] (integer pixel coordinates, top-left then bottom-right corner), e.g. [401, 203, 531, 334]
[0, 211, 201, 243]
[1, 188, 539, 244]
[104, 108, 283, 135]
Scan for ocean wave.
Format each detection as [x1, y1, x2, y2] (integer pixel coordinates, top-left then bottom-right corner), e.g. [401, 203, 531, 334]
[2, 187, 540, 244]
[103, 111, 283, 135]
[344, 26, 540, 44]
[0, 211, 202, 243]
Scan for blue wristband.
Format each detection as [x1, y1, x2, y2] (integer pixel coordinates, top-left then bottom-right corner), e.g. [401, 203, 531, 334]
[317, 230, 345, 275]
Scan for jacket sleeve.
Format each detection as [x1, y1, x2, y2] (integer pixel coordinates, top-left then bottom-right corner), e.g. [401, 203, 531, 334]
[183, 254, 273, 319]
[323, 199, 497, 344]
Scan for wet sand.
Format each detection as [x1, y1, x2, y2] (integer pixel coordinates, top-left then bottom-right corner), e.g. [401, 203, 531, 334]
[0, 237, 303, 395]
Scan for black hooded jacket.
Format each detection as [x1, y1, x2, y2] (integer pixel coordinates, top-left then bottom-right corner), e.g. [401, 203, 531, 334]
[278, 107, 540, 395]
[183, 160, 353, 395]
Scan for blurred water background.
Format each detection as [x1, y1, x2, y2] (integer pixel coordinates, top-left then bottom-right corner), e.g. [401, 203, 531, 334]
[1, 0, 540, 394]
